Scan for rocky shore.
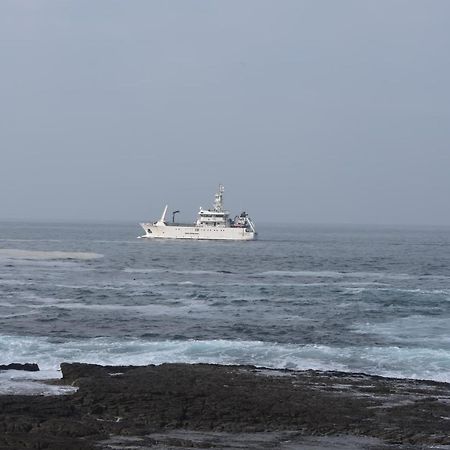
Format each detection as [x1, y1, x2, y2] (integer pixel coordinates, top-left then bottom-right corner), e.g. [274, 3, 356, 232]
[1, 363, 450, 449]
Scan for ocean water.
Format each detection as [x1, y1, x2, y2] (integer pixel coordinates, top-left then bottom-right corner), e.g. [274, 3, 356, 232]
[1, 221, 450, 394]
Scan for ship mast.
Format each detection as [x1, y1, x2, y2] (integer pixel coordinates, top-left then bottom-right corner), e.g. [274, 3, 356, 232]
[213, 184, 225, 212]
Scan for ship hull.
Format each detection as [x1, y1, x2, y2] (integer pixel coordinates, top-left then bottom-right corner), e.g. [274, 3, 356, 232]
[140, 223, 256, 240]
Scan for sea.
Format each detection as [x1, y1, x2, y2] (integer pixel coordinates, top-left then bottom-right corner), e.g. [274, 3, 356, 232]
[1, 221, 449, 395]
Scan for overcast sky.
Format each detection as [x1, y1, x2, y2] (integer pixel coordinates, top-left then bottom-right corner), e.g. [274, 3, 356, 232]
[1, 1, 449, 225]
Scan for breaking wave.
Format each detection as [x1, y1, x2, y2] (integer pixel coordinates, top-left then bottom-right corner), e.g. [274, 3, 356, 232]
[1, 335, 449, 384]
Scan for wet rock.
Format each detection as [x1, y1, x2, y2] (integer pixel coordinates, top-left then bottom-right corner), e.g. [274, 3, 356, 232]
[1, 363, 450, 449]
[0, 363, 39, 372]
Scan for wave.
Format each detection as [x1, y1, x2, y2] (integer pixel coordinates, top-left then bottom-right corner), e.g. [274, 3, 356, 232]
[258, 270, 414, 280]
[344, 287, 450, 297]
[1, 335, 449, 384]
[123, 267, 420, 282]
[0, 249, 103, 261]
[0, 311, 39, 319]
[352, 315, 450, 346]
[124, 268, 226, 276]
[49, 301, 209, 314]
[124, 268, 166, 274]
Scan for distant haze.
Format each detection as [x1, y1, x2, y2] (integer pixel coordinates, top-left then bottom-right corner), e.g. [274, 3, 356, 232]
[1, 1, 449, 225]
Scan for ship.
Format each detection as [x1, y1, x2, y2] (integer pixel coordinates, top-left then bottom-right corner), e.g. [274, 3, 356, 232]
[139, 185, 257, 240]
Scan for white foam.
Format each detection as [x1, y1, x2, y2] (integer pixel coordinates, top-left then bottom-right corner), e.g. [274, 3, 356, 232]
[1, 335, 449, 386]
[51, 301, 209, 315]
[0, 311, 39, 319]
[182, 270, 223, 275]
[0, 249, 103, 261]
[0, 293, 76, 309]
[53, 283, 125, 291]
[0, 369, 77, 395]
[258, 270, 413, 280]
[347, 286, 450, 295]
[0, 279, 35, 287]
[124, 268, 166, 274]
[260, 270, 346, 278]
[353, 315, 450, 346]
[124, 268, 224, 276]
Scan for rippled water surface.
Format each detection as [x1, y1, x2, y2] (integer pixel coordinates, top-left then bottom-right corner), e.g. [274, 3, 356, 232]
[1, 221, 449, 392]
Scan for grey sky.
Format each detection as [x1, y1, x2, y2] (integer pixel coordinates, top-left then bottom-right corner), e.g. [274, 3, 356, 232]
[1, 1, 449, 225]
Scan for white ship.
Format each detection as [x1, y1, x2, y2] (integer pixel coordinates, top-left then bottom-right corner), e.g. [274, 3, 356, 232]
[139, 185, 257, 240]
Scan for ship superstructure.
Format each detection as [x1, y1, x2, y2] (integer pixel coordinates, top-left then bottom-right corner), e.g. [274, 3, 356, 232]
[139, 185, 256, 240]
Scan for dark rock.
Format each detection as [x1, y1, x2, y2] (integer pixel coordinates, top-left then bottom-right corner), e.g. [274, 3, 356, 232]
[1, 363, 450, 449]
[0, 363, 39, 372]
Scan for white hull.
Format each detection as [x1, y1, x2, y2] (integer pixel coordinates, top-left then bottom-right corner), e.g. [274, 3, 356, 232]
[140, 223, 256, 240]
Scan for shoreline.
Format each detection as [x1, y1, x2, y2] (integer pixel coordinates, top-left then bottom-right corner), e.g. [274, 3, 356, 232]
[1, 363, 450, 449]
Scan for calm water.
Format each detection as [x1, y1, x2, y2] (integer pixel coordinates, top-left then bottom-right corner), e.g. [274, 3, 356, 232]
[1, 222, 449, 393]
